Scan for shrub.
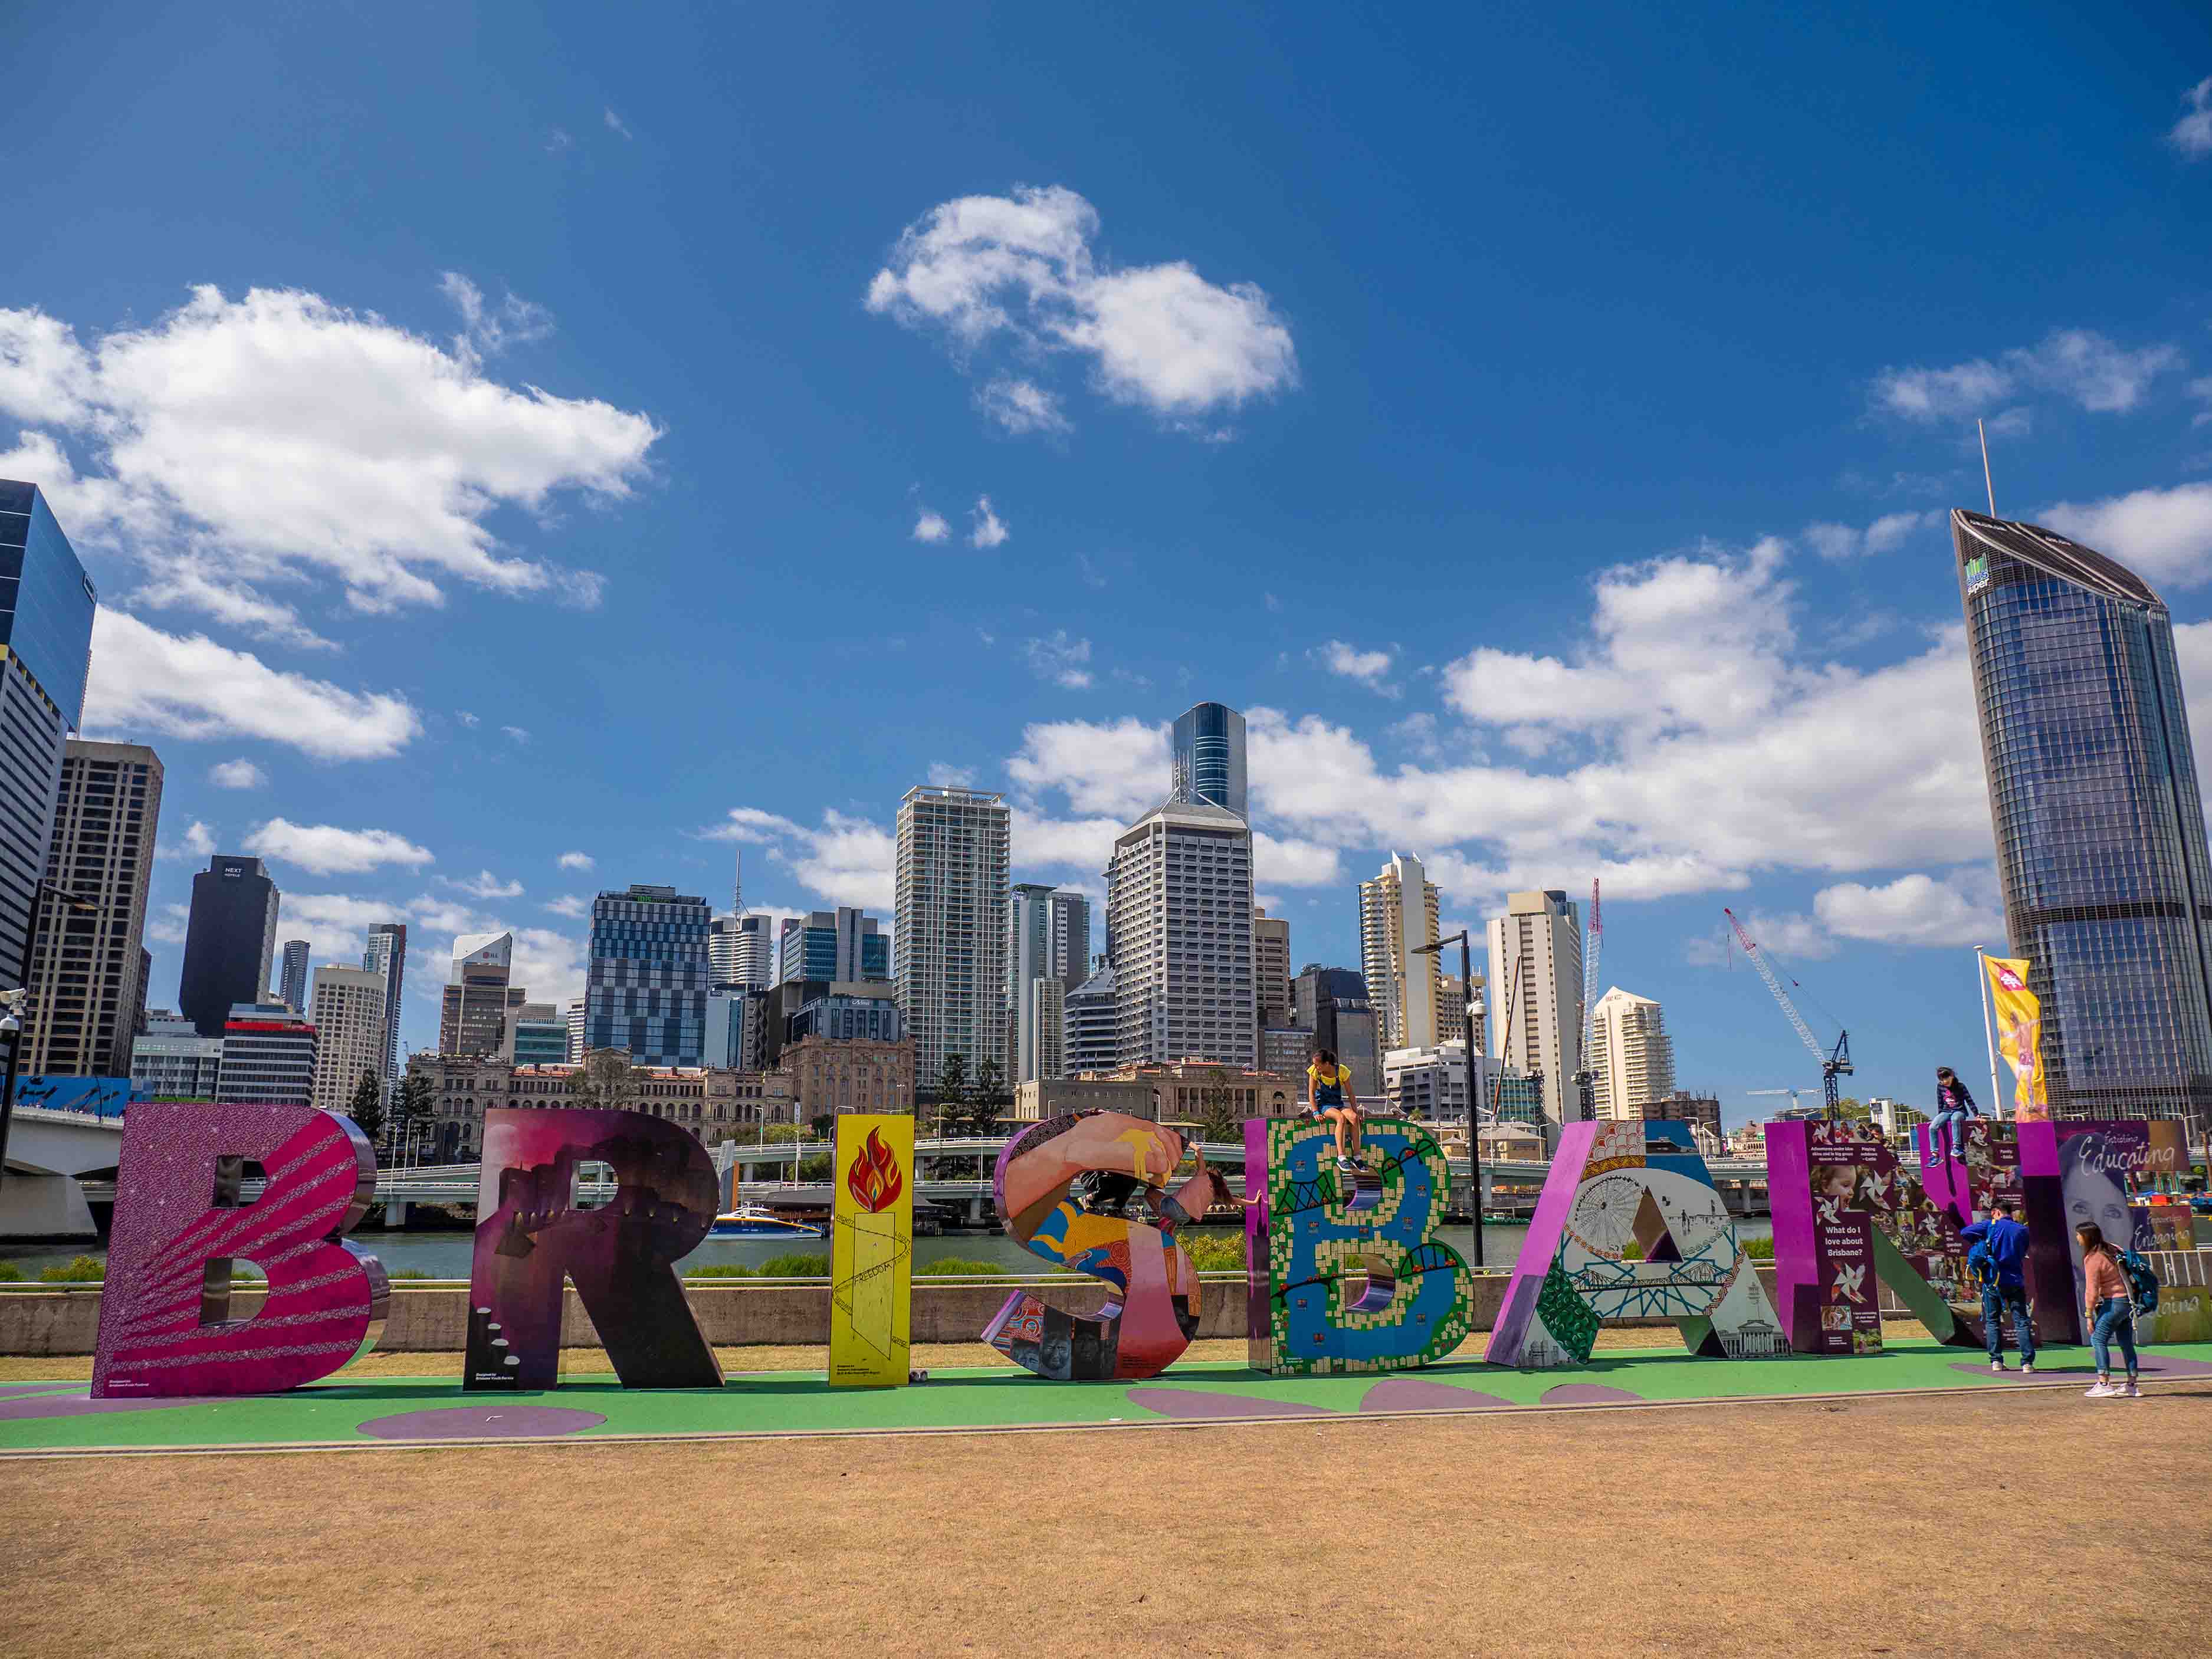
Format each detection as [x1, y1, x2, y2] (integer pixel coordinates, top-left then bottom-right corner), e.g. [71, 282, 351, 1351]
[1738, 1235, 1775, 1260]
[39, 1255, 106, 1283]
[915, 1256, 1004, 1276]
[1182, 1233, 1247, 1272]
[386, 1267, 436, 1280]
[0, 1262, 21, 1282]
[685, 1264, 757, 1279]
[754, 1251, 830, 1278]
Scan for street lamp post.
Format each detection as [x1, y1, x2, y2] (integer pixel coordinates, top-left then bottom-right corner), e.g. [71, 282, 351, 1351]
[1415, 928, 1483, 1269]
[0, 881, 100, 1196]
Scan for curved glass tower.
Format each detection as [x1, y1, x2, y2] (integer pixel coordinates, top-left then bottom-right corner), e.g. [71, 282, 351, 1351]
[1955, 508, 2212, 1138]
[1170, 701, 1248, 820]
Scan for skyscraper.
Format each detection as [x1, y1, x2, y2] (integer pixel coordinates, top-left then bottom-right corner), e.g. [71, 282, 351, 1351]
[1064, 957, 1119, 1075]
[22, 740, 161, 1077]
[216, 1002, 317, 1108]
[1046, 890, 1091, 988]
[585, 885, 711, 1066]
[708, 912, 774, 989]
[1587, 986, 1676, 1121]
[0, 481, 97, 992]
[276, 939, 310, 1014]
[361, 922, 406, 1086]
[895, 785, 1010, 1084]
[439, 932, 527, 1058]
[1029, 976, 1066, 1082]
[308, 964, 387, 1115]
[1169, 701, 1248, 819]
[179, 856, 280, 1037]
[1486, 889, 1584, 1130]
[1956, 508, 2212, 1136]
[1007, 883, 1075, 1083]
[1360, 853, 1443, 1052]
[1292, 965, 1381, 1097]
[1106, 799, 1256, 1067]
[565, 998, 585, 1063]
[1253, 906, 1291, 1030]
[776, 907, 890, 984]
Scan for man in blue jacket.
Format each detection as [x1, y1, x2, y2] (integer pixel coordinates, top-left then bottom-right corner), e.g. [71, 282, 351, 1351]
[1960, 1200, 2036, 1374]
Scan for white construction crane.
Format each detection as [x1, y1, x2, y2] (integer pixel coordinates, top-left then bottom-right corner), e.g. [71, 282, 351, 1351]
[1573, 879, 1602, 1119]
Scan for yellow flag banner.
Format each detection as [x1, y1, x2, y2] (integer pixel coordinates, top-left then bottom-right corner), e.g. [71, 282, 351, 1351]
[1984, 957, 2049, 1122]
[829, 1114, 914, 1388]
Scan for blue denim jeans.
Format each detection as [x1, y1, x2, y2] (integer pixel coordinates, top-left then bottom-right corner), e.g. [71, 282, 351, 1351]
[2090, 1295, 2138, 1378]
[1930, 1108, 1968, 1160]
[1980, 1283, 2035, 1364]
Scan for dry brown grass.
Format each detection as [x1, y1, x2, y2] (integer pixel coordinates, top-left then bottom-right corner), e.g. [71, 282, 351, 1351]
[2, 1381, 2205, 1658]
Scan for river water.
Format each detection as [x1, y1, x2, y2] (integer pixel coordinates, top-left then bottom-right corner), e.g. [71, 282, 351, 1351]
[2, 1218, 1772, 1280]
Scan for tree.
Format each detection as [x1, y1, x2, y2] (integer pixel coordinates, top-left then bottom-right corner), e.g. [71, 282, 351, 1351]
[396, 1068, 437, 1158]
[347, 1070, 385, 1144]
[570, 1047, 638, 1111]
[967, 1057, 1007, 1136]
[934, 1053, 970, 1138]
[1192, 1067, 1242, 1148]
[808, 1112, 834, 1142]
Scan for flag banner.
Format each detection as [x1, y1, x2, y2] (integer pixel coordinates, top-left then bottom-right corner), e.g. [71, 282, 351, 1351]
[1984, 957, 2049, 1122]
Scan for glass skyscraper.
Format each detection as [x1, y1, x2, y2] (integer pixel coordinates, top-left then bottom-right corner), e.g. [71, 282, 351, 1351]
[1170, 701, 1248, 820]
[585, 885, 711, 1066]
[1955, 508, 2212, 1138]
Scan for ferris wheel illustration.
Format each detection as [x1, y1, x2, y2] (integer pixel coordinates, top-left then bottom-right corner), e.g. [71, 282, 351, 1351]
[1567, 1174, 1644, 1259]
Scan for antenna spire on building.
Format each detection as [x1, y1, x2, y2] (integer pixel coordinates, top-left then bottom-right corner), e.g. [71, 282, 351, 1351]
[733, 846, 744, 916]
[1978, 418, 1997, 516]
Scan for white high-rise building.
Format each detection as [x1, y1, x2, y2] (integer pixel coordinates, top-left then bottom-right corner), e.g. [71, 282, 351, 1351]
[707, 913, 774, 989]
[1064, 958, 1118, 1074]
[1587, 986, 1676, 1121]
[1029, 976, 1067, 1082]
[1253, 906, 1291, 1030]
[565, 998, 585, 1063]
[895, 785, 1010, 1085]
[1106, 799, 1255, 1068]
[1360, 853, 1442, 1052]
[1486, 888, 1584, 1130]
[309, 964, 388, 1116]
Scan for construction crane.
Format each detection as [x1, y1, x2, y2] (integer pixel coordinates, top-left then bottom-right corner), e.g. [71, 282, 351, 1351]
[1723, 907, 1853, 1117]
[1573, 879, 1603, 1121]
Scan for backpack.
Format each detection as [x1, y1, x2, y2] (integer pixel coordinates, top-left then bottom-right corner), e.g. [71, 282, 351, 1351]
[1964, 1236, 2000, 1295]
[2118, 1247, 2160, 1315]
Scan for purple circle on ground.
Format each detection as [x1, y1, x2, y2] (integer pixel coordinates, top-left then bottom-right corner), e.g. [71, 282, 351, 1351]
[0, 1391, 224, 1421]
[1127, 1387, 1337, 1421]
[1538, 1384, 1643, 1407]
[357, 1405, 606, 1440]
[1360, 1378, 1517, 1413]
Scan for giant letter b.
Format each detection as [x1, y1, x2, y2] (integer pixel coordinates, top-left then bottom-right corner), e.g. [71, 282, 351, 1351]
[92, 1102, 389, 1398]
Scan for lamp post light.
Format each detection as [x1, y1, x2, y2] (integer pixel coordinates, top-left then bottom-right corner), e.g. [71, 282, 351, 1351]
[1414, 928, 1483, 1269]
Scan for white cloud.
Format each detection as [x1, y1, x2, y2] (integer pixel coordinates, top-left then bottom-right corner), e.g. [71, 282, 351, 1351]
[700, 808, 895, 911]
[245, 819, 435, 875]
[1873, 330, 2185, 422]
[912, 507, 949, 543]
[543, 894, 590, 919]
[457, 710, 480, 728]
[441, 870, 525, 900]
[438, 272, 554, 362]
[969, 495, 1009, 548]
[1007, 717, 1167, 819]
[501, 725, 531, 744]
[556, 850, 594, 871]
[145, 902, 189, 945]
[1801, 510, 1942, 560]
[0, 285, 657, 631]
[546, 128, 575, 155]
[1315, 639, 1397, 695]
[1022, 632, 1094, 689]
[927, 761, 979, 788]
[1252, 832, 1343, 887]
[866, 184, 1297, 434]
[158, 820, 219, 862]
[83, 610, 421, 761]
[1813, 872, 2004, 947]
[2038, 482, 2212, 588]
[1686, 909, 1835, 967]
[604, 108, 633, 140]
[2191, 375, 2212, 429]
[977, 377, 1071, 435]
[209, 758, 266, 790]
[2170, 77, 2212, 159]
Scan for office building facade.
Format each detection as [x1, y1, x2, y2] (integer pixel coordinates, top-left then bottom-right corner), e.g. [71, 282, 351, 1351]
[777, 906, 888, 985]
[361, 922, 406, 1084]
[1292, 965, 1381, 1098]
[506, 1002, 569, 1066]
[565, 998, 585, 1063]
[1360, 853, 1443, 1052]
[1106, 799, 1256, 1069]
[1587, 986, 1676, 1121]
[178, 856, 281, 1037]
[1064, 958, 1119, 1074]
[218, 1003, 318, 1108]
[1253, 906, 1291, 1030]
[585, 885, 711, 1066]
[22, 740, 160, 1076]
[438, 932, 528, 1059]
[1956, 508, 2212, 1137]
[1170, 701, 1248, 819]
[894, 785, 1010, 1083]
[1029, 975, 1066, 1082]
[309, 964, 388, 1115]
[708, 911, 774, 990]
[1487, 889, 1584, 1128]
[130, 1010, 223, 1102]
[277, 939, 310, 1014]
[0, 481, 96, 999]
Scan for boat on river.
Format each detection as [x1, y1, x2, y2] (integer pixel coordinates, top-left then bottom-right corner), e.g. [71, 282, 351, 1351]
[708, 1205, 826, 1240]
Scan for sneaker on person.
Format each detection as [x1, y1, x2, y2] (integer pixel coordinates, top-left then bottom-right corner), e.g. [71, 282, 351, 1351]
[2020, 1362, 2034, 1375]
[2123, 1379, 2141, 1399]
[2084, 1379, 2118, 1398]
[1990, 1359, 2004, 1373]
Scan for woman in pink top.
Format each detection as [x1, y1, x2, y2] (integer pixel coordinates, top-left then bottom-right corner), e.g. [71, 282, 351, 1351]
[2076, 1222, 2139, 1399]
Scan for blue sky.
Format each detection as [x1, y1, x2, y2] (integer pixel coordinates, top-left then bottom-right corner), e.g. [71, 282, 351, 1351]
[5, 3, 2211, 1122]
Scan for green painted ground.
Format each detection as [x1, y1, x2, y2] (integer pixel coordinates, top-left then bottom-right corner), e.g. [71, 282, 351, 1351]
[5, 1339, 2207, 1453]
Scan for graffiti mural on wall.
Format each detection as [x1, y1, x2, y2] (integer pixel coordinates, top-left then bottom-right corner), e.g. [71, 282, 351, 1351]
[830, 1115, 914, 1388]
[1488, 1119, 1783, 1368]
[1245, 1116, 1473, 1376]
[464, 1108, 723, 1392]
[982, 1112, 1229, 1381]
[92, 1103, 389, 1398]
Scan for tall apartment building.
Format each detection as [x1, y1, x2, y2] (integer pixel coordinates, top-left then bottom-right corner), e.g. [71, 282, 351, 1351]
[1253, 905, 1293, 1031]
[362, 922, 406, 1086]
[1486, 889, 1584, 1129]
[1028, 976, 1067, 1082]
[894, 786, 1010, 1083]
[1587, 986, 1676, 1121]
[1009, 883, 1092, 1083]
[1064, 958, 1119, 1074]
[217, 1003, 317, 1108]
[777, 907, 889, 985]
[276, 939, 310, 1014]
[22, 740, 160, 1076]
[1048, 890, 1091, 988]
[1956, 508, 2212, 1137]
[0, 481, 97, 1003]
[585, 885, 711, 1066]
[1170, 701, 1248, 819]
[438, 932, 529, 1058]
[565, 998, 585, 1063]
[1106, 799, 1256, 1068]
[178, 856, 280, 1037]
[309, 964, 388, 1114]
[708, 912, 774, 989]
[1360, 852, 1443, 1052]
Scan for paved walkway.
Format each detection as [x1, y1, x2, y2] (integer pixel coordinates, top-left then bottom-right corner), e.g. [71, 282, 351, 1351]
[6, 1339, 2207, 1456]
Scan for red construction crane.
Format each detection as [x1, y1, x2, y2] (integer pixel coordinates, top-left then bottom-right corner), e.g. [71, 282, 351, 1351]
[1724, 907, 1852, 1116]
